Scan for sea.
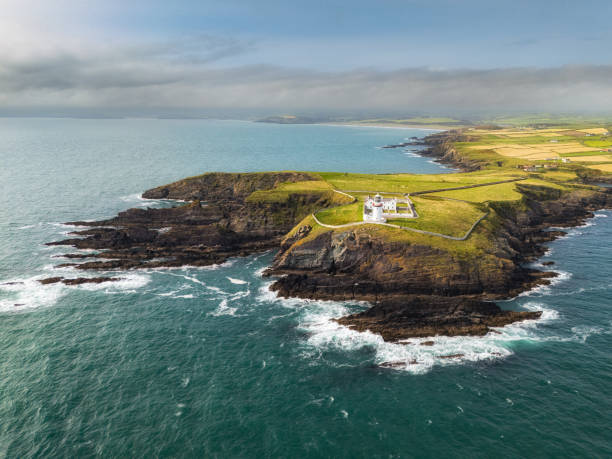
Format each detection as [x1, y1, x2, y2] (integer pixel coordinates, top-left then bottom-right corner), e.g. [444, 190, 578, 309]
[1, 119, 610, 457]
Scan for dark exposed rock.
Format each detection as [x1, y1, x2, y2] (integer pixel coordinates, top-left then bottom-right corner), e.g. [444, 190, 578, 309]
[42, 159, 612, 341]
[335, 296, 541, 341]
[380, 360, 418, 368]
[38, 276, 121, 285]
[38, 277, 64, 285]
[46, 173, 337, 271]
[268, 185, 611, 305]
[142, 171, 316, 201]
[381, 142, 423, 149]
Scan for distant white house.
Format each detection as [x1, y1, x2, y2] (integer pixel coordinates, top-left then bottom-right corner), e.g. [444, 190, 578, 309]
[363, 194, 416, 222]
[562, 157, 571, 163]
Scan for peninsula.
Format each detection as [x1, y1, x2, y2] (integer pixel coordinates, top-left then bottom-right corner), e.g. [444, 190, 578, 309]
[45, 125, 612, 340]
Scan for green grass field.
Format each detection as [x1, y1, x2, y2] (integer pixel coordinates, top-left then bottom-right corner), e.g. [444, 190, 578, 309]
[315, 201, 363, 225]
[242, 125, 610, 256]
[317, 170, 525, 194]
[388, 196, 485, 238]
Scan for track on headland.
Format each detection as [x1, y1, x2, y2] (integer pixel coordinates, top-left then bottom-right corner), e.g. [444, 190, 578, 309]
[311, 178, 524, 240]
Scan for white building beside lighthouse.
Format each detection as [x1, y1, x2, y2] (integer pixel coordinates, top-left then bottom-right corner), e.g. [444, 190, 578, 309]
[363, 193, 417, 223]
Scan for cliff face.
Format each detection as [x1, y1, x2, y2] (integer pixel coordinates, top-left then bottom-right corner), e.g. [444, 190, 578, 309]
[47, 172, 335, 270]
[269, 229, 521, 300]
[421, 131, 484, 171]
[142, 171, 316, 201]
[269, 186, 612, 303]
[42, 149, 612, 341]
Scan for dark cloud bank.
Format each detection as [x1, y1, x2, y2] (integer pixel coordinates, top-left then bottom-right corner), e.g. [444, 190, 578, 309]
[1, 44, 611, 116]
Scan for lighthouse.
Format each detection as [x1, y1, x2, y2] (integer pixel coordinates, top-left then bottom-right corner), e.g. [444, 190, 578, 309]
[372, 193, 384, 221]
[363, 193, 386, 223]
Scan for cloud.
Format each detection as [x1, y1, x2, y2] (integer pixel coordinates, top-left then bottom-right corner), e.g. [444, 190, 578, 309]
[0, 36, 611, 114]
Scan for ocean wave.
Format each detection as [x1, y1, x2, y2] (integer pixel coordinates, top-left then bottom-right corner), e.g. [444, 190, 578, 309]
[227, 277, 248, 285]
[208, 298, 238, 316]
[0, 276, 66, 312]
[256, 283, 567, 374]
[0, 269, 152, 312]
[74, 273, 151, 292]
[119, 193, 187, 208]
[518, 270, 572, 297]
[230, 289, 250, 300]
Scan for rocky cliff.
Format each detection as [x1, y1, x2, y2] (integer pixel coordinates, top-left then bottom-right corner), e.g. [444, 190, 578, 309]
[47, 172, 339, 270]
[43, 144, 612, 341]
[269, 186, 611, 301]
[266, 184, 611, 339]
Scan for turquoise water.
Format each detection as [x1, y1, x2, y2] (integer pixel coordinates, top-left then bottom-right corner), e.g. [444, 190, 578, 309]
[1, 119, 611, 457]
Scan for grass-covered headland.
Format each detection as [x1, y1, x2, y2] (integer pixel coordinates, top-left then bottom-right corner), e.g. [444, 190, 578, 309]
[46, 124, 612, 340]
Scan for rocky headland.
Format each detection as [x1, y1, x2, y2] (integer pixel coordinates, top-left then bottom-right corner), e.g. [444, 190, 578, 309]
[43, 132, 612, 341]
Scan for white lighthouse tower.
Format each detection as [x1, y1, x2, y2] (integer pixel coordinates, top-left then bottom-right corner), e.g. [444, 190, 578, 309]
[372, 193, 384, 221]
[363, 193, 386, 223]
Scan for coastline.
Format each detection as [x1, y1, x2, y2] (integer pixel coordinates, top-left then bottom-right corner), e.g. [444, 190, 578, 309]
[321, 121, 452, 130]
[41, 128, 612, 342]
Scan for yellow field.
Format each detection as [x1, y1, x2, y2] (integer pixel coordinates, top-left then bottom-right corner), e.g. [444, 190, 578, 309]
[579, 128, 609, 135]
[551, 146, 599, 153]
[587, 163, 612, 172]
[464, 127, 612, 165]
[468, 144, 508, 150]
[566, 155, 612, 163]
[478, 140, 601, 160]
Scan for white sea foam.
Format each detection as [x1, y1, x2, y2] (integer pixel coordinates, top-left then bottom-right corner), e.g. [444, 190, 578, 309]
[208, 298, 238, 317]
[518, 269, 572, 297]
[594, 213, 608, 218]
[227, 277, 248, 285]
[230, 290, 250, 300]
[254, 282, 568, 374]
[76, 273, 151, 292]
[569, 325, 607, 343]
[119, 193, 186, 208]
[179, 274, 206, 286]
[0, 276, 66, 312]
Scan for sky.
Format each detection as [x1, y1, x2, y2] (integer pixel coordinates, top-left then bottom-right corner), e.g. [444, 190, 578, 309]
[1, 0, 612, 116]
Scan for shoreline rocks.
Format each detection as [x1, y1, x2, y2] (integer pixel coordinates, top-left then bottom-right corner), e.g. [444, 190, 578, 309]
[334, 296, 541, 341]
[38, 276, 121, 285]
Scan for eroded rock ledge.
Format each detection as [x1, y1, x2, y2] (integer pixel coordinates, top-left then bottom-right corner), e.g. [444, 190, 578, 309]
[335, 296, 541, 341]
[46, 172, 333, 270]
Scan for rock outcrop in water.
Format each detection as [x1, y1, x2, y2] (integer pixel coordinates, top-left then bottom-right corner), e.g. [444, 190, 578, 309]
[335, 296, 541, 341]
